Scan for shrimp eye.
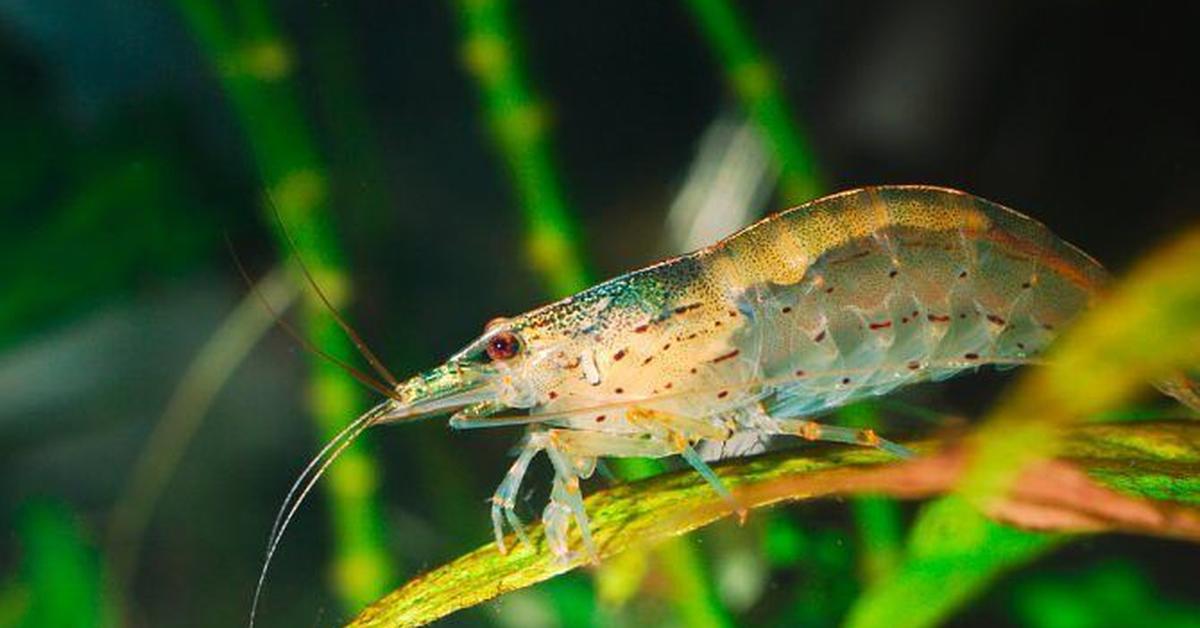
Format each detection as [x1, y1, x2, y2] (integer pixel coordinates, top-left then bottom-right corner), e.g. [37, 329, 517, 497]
[485, 331, 521, 361]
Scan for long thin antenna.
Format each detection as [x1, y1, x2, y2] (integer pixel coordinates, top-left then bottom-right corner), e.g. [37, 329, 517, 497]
[249, 401, 389, 626]
[225, 236, 398, 400]
[264, 192, 402, 389]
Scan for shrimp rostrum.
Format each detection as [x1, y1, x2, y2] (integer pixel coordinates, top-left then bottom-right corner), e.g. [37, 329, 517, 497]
[284, 186, 1196, 565]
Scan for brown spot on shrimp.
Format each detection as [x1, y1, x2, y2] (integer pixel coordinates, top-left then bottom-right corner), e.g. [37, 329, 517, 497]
[869, 321, 892, 330]
[613, 349, 627, 361]
[712, 349, 741, 363]
[832, 249, 872, 264]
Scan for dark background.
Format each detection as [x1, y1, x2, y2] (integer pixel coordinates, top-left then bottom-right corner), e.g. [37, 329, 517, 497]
[1, 1, 1198, 626]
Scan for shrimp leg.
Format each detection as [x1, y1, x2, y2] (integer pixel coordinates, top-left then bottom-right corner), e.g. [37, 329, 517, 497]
[492, 429, 678, 557]
[495, 413, 910, 558]
[541, 429, 682, 561]
[542, 439, 596, 561]
[541, 421, 749, 560]
[768, 416, 915, 458]
[625, 407, 747, 519]
[490, 431, 546, 554]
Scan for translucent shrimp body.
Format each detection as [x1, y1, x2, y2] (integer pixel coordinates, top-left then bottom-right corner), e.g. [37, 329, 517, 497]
[379, 185, 1111, 559]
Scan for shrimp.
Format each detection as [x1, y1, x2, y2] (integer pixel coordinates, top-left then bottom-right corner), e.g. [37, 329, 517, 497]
[369, 184, 1121, 558]
[254, 185, 1194, 616]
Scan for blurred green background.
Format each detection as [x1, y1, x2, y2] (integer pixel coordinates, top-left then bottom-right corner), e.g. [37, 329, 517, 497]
[2, 1, 1199, 626]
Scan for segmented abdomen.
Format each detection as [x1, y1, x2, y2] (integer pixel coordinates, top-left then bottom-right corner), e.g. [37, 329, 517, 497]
[709, 186, 1107, 417]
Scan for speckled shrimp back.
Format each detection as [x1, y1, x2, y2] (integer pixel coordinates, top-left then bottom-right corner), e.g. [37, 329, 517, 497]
[375, 185, 1115, 560]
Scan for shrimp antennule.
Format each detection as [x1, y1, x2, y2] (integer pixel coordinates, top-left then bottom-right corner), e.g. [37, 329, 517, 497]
[226, 235, 397, 399]
[265, 192, 401, 389]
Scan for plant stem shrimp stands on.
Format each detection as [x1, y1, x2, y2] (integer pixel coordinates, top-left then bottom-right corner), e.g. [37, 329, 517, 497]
[263, 184, 1193, 607]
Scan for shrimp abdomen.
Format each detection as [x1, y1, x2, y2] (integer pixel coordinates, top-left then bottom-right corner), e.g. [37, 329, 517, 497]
[703, 186, 1107, 415]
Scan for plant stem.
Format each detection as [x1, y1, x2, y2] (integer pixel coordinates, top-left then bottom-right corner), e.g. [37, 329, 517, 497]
[682, 0, 823, 204]
[172, 0, 394, 611]
[107, 267, 298, 605]
[452, 0, 589, 297]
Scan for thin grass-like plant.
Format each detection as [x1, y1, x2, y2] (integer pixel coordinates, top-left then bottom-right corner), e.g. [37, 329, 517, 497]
[172, 0, 395, 613]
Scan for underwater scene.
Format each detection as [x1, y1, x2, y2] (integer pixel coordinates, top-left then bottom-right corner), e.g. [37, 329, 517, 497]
[2, 2, 1199, 627]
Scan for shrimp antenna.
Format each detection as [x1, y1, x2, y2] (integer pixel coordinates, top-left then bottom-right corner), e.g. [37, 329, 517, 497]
[263, 191, 401, 389]
[249, 400, 390, 626]
[225, 236, 398, 400]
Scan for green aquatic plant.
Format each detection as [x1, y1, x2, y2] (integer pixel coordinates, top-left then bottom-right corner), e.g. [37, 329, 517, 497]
[171, 0, 394, 611]
[451, 0, 590, 298]
[107, 267, 299, 600]
[683, 0, 823, 204]
[8, 500, 112, 628]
